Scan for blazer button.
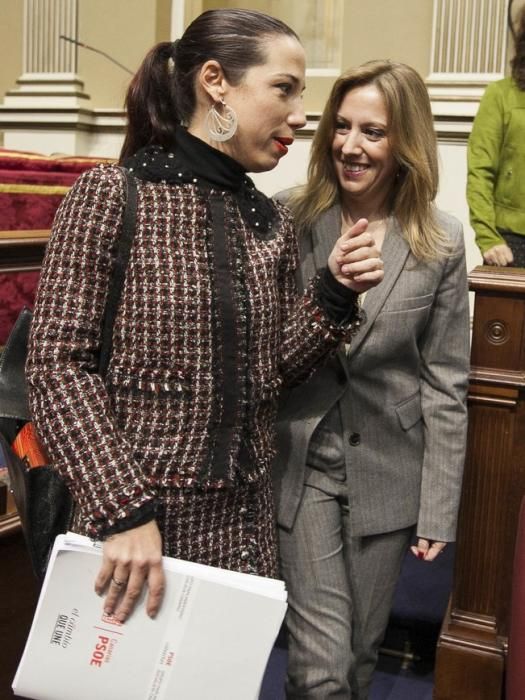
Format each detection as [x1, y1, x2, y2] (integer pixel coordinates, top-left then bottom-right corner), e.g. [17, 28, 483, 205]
[349, 432, 361, 446]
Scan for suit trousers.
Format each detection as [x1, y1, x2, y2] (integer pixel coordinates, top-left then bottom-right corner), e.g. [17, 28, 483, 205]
[279, 467, 412, 699]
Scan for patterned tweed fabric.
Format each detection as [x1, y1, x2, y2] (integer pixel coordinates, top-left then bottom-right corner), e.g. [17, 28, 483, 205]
[27, 164, 360, 573]
[156, 470, 277, 576]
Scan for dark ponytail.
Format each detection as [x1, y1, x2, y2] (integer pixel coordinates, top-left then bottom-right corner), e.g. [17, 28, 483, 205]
[119, 9, 299, 162]
[119, 42, 179, 162]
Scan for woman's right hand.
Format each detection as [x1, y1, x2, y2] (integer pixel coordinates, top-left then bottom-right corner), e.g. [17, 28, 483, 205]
[483, 243, 513, 266]
[95, 519, 165, 622]
[328, 218, 384, 294]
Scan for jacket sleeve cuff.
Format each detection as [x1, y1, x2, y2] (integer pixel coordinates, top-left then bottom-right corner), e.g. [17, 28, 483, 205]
[315, 267, 361, 325]
[87, 498, 157, 540]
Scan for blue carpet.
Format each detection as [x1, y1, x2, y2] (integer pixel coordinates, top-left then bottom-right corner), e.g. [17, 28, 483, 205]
[259, 647, 434, 699]
[260, 646, 287, 699]
[371, 655, 434, 700]
[259, 542, 449, 698]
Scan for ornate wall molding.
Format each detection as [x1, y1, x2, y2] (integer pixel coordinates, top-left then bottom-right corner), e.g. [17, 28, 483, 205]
[0, 0, 92, 152]
[428, 0, 511, 115]
[2, 0, 89, 108]
[24, 0, 78, 74]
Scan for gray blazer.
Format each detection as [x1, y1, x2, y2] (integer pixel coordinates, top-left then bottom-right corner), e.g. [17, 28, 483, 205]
[273, 198, 470, 543]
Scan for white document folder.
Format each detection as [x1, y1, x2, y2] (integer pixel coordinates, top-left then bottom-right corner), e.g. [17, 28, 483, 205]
[13, 533, 287, 700]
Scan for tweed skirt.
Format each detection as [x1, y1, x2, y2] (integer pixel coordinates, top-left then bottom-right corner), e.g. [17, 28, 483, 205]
[72, 469, 278, 578]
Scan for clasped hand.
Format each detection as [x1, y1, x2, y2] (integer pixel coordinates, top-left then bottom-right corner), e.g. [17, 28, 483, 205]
[410, 538, 447, 562]
[483, 243, 513, 267]
[327, 218, 384, 294]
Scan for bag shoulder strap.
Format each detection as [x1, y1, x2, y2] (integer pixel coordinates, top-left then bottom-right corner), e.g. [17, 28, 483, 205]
[98, 166, 138, 378]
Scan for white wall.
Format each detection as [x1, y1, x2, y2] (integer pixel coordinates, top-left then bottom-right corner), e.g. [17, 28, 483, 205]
[436, 142, 483, 274]
[251, 138, 310, 197]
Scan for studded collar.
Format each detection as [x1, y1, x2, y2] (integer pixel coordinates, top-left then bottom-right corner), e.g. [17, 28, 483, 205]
[124, 127, 278, 238]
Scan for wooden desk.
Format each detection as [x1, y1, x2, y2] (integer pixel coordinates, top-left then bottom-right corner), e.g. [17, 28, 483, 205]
[0, 230, 50, 272]
[434, 266, 525, 699]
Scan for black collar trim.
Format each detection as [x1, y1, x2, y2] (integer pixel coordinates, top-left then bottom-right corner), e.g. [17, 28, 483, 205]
[124, 128, 278, 238]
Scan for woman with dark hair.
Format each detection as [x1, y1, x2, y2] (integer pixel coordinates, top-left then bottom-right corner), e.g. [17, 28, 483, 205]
[467, 5, 525, 266]
[273, 60, 470, 699]
[25, 9, 383, 623]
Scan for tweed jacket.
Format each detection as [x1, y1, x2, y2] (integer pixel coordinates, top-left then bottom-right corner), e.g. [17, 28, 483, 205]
[273, 201, 470, 543]
[26, 165, 360, 538]
[467, 77, 525, 253]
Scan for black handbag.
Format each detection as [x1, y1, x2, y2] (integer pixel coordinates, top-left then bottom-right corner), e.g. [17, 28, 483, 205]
[0, 166, 138, 580]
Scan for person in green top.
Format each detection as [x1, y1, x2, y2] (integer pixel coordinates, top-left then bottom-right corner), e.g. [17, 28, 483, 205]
[467, 5, 525, 267]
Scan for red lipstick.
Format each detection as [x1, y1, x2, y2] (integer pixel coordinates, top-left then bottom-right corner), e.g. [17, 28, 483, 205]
[274, 137, 294, 155]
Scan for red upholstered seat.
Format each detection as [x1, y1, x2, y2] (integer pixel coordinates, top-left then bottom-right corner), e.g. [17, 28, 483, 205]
[507, 496, 525, 699]
[0, 148, 114, 344]
[0, 148, 113, 174]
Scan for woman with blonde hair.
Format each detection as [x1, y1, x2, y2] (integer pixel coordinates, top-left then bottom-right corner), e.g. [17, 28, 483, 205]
[274, 60, 470, 698]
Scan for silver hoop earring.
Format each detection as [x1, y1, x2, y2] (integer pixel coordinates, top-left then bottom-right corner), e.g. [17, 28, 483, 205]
[205, 99, 238, 142]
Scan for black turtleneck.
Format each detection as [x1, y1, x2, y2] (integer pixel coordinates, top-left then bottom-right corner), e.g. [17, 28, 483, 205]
[174, 125, 247, 189]
[124, 126, 278, 239]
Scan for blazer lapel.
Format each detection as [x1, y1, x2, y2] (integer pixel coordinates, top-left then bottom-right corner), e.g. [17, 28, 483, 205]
[346, 217, 411, 359]
[297, 204, 341, 292]
[312, 205, 342, 273]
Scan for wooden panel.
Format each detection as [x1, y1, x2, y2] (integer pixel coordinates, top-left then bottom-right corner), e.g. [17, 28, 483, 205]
[469, 268, 525, 372]
[0, 230, 49, 272]
[470, 294, 525, 371]
[435, 639, 504, 700]
[453, 402, 525, 631]
[454, 406, 512, 614]
[0, 530, 39, 700]
[434, 266, 525, 699]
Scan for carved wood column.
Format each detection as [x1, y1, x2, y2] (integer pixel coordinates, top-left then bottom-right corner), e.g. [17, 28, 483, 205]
[434, 266, 525, 699]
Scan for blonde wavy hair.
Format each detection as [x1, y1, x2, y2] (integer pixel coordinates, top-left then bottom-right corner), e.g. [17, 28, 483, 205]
[289, 60, 450, 261]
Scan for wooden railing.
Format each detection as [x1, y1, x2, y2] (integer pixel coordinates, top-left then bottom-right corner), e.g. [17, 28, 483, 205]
[0, 229, 50, 272]
[434, 265, 525, 699]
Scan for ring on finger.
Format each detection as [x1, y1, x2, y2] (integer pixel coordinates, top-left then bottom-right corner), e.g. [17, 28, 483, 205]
[112, 576, 127, 588]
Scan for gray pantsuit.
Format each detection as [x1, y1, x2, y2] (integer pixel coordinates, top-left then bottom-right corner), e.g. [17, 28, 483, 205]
[273, 197, 470, 699]
[279, 466, 412, 699]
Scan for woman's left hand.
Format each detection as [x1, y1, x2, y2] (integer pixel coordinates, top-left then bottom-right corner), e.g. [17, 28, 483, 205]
[95, 520, 165, 622]
[410, 538, 447, 562]
[327, 218, 384, 293]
